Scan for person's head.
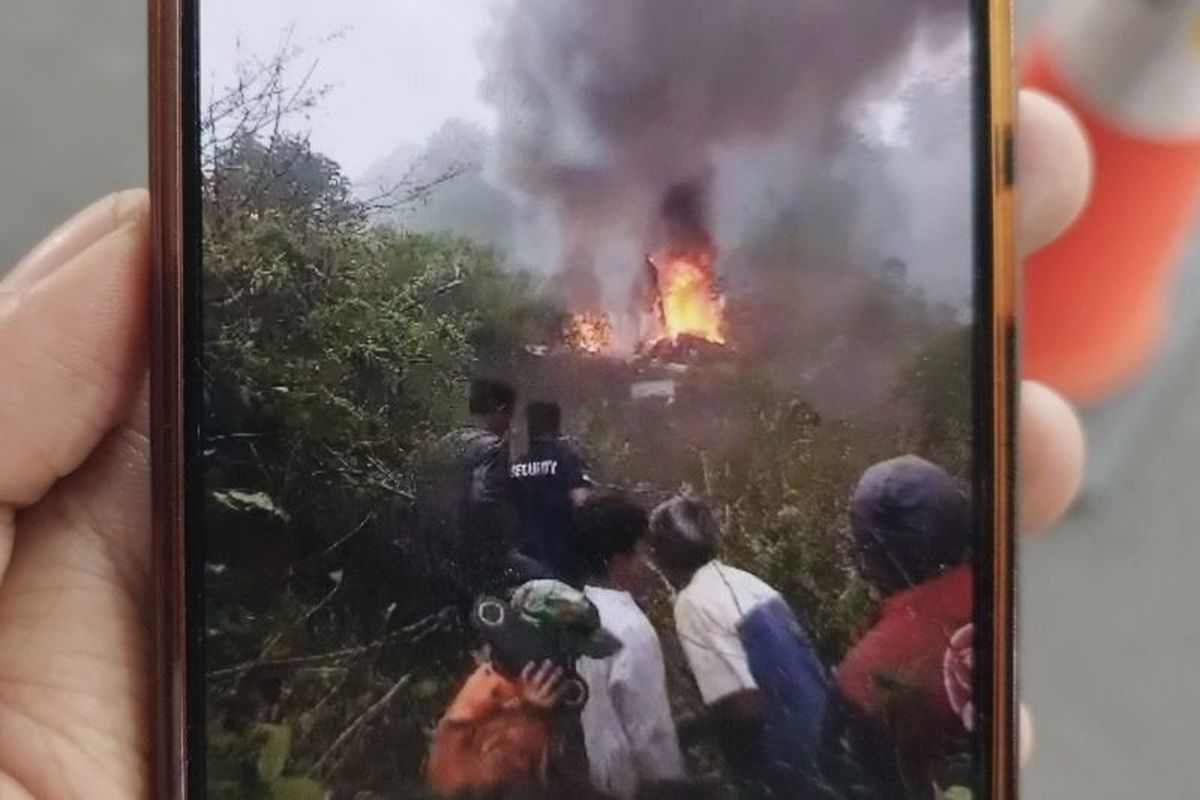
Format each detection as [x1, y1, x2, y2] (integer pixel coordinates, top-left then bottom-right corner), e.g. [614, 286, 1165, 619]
[850, 455, 971, 596]
[571, 493, 652, 591]
[526, 401, 562, 442]
[469, 377, 516, 435]
[647, 494, 721, 588]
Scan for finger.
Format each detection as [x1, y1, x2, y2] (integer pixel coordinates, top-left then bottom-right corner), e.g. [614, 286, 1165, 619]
[521, 663, 536, 682]
[0, 396, 152, 797]
[0, 191, 150, 513]
[1018, 381, 1085, 534]
[17, 376, 154, 597]
[1017, 89, 1093, 258]
[2, 191, 147, 292]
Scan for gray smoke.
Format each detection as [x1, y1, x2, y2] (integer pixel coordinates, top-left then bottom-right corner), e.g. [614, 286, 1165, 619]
[481, 0, 968, 277]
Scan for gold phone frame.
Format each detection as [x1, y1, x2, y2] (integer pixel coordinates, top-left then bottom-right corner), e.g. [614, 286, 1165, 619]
[149, 1, 1017, 796]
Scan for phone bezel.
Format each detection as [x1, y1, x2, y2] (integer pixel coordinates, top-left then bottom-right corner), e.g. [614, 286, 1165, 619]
[149, 1, 1017, 796]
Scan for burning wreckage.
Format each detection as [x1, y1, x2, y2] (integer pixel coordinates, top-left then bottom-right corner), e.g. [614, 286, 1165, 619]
[545, 184, 735, 404]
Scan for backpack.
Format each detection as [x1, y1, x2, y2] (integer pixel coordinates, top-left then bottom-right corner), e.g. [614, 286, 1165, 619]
[735, 595, 833, 796]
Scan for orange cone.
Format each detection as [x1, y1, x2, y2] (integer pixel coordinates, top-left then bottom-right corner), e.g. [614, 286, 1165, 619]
[1021, 1, 1200, 404]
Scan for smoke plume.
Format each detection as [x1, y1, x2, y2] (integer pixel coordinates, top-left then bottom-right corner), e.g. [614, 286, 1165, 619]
[657, 181, 715, 255]
[482, 0, 968, 285]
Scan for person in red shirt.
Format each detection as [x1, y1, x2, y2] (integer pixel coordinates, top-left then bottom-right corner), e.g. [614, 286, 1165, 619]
[830, 455, 974, 798]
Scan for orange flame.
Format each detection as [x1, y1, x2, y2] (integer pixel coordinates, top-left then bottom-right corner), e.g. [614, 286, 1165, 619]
[648, 251, 726, 346]
[564, 312, 614, 354]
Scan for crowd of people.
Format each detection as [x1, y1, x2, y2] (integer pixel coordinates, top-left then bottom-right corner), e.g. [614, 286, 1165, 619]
[419, 378, 978, 800]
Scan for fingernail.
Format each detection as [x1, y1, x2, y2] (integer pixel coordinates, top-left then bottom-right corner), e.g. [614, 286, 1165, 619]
[2, 189, 148, 291]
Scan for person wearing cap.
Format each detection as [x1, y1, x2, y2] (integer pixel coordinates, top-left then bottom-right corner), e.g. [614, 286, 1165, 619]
[569, 494, 688, 799]
[426, 578, 618, 797]
[831, 455, 974, 797]
[648, 494, 829, 798]
[510, 401, 594, 586]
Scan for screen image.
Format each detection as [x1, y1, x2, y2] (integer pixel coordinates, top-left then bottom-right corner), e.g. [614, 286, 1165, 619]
[195, 2, 986, 798]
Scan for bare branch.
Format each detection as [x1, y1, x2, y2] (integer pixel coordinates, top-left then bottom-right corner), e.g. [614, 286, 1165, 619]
[360, 162, 472, 214]
[309, 671, 414, 778]
[317, 512, 376, 559]
[207, 606, 458, 681]
[201, 26, 333, 169]
[257, 581, 342, 662]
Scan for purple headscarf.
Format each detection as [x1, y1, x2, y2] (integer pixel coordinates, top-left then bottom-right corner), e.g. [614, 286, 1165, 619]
[850, 455, 971, 595]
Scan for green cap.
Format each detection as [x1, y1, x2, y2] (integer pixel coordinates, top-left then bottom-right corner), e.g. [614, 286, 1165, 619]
[510, 580, 621, 659]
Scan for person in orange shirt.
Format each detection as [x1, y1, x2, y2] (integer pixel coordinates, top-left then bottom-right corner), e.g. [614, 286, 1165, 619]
[426, 580, 619, 798]
[426, 659, 569, 797]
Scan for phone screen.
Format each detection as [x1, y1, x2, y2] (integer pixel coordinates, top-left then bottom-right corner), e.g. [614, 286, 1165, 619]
[189, 1, 1003, 797]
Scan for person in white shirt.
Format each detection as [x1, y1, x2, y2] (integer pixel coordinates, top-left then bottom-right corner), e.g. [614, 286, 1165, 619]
[648, 494, 830, 798]
[570, 493, 689, 799]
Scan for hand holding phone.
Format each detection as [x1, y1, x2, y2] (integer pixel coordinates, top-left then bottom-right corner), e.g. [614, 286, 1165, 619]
[0, 2, 1096, 799]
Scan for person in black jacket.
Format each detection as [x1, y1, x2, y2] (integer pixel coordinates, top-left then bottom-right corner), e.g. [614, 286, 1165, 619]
[425, 378, 521, 601]
[510, 401, 593, 585]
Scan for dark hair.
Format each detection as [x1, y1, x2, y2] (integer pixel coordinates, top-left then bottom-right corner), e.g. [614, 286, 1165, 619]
[468, 377, 516, 416]
[850, 455, 971, 595]
[571, 493, 649, 579]
[648, 495, 720, 577]
[526, 401, 562, 439]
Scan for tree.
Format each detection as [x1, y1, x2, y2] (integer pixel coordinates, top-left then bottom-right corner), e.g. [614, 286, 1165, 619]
[198, 44, 563, 796]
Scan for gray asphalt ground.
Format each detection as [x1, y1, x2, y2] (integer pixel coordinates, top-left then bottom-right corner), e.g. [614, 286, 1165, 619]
[2, 2, 1196, 796]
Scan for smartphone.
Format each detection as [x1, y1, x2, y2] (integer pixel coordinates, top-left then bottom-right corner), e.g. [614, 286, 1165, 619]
[151, 1, 1016, 797]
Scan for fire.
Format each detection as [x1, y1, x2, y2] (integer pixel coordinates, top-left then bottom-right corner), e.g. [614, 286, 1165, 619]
[647, 251, 727, 346]
[561, 250, 727, 358]
[564, 312, 613, 354]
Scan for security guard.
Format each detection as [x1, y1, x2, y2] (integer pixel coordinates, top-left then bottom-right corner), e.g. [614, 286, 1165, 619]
[510, 401, 593, 585]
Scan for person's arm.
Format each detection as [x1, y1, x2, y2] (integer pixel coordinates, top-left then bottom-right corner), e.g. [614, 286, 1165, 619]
[471, 437, 511, 506]
[674, 596, 766, 760]
[610, 628, 687, 783]
[560, 443, 593, 506]
[708, 689, 769, 778]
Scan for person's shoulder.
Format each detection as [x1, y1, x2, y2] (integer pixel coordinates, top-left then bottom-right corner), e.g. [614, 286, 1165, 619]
[553, 435, 591, 465]
[885, 563, 972, 621]
[443, 426, 499, 451]
[464, 428, 505, 458]
[675, 564, 735, 627]
[711, 561, 780, 601]
[588, 588, 647, 631]
[678, 562, 782, 631]
[556, 434, 587, 454]
[690, 561, 762, 596]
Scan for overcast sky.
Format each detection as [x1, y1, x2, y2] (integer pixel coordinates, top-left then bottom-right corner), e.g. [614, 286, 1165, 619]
[201, 0, 499, 175]
[200, 1, 968, 177]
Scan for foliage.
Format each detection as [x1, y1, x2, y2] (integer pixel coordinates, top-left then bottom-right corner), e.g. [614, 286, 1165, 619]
[893, 326, 974, 478]
[207, 721, 326, 799]
[201, 106, 560, 797]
